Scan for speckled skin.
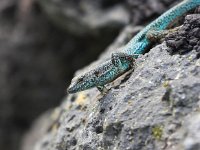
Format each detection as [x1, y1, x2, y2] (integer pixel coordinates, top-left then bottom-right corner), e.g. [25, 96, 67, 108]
[68, 0, 200, 93]
[68, 53, 135, 93]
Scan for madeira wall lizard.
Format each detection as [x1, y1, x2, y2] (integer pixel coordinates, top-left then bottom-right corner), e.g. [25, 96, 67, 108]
[67, 0, 200, 94]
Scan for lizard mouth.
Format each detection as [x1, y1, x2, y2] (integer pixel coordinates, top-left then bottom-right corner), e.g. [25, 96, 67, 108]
[67, 86, 75, 93]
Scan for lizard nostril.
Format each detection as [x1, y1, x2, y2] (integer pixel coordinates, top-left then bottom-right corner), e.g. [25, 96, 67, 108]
[67, 88, 72, 93]
[67, 86, 75, 93]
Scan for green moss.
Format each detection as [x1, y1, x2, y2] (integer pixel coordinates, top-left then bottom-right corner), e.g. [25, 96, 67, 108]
[152, 126, 163, 140]
[163, 81, 170, 88]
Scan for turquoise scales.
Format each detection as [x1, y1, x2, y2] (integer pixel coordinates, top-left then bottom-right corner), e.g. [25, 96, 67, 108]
[67, 0, 200, 94]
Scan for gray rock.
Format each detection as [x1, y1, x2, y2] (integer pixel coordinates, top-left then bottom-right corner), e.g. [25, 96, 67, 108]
[183, 113, 200, 150]
[0, 0, 182, 150]
[38, 0, 129, 36]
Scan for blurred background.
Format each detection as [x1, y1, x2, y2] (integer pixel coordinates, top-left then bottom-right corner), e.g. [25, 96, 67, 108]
[0, 0, 175, 150]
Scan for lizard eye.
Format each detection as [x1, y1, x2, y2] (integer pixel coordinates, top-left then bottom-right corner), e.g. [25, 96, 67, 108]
[77, 77, 84, 83]
[90, 78, 95, 82]
[94, 70, 100, 77]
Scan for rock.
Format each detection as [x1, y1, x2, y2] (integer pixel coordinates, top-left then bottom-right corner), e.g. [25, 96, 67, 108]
[166, 14, 200, 55]
[23, 11, 200, 150]
[38, 0, 129, 36]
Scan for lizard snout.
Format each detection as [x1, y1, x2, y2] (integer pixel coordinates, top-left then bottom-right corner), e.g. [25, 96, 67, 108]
[67, 85, 76, 93]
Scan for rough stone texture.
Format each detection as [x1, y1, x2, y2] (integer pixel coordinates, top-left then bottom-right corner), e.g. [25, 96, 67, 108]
[166, 14, 200, 55]
[23, 10, 200, 150]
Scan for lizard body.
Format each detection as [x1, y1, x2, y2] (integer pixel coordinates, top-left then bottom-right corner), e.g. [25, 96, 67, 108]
[68, 0, 200, 94]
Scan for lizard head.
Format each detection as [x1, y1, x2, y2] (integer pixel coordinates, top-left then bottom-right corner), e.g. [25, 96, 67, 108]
[67, 72, 97, 93]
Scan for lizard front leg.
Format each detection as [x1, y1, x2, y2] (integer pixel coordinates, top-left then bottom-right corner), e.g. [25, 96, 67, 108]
[97, 86, 108, 94]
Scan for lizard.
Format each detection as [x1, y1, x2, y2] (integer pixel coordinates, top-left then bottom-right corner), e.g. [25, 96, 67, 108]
[67, 0, 200, 94]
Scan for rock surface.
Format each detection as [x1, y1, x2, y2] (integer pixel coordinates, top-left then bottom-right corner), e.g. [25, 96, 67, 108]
[23, 8, 200, 150]
[38, 0, 129, 36]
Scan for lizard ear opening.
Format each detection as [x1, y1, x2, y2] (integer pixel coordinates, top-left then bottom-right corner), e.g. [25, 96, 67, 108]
[111, 53, 122, 67]
[111, 52, 134, 67]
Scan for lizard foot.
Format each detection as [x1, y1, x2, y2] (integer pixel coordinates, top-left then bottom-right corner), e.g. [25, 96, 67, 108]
[97, 86, 108, 95]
